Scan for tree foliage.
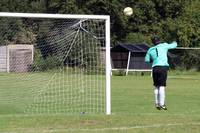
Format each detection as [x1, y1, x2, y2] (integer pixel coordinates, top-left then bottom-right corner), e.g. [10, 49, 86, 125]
[0, 0, 198, 46]
[0, 0, 200, 70]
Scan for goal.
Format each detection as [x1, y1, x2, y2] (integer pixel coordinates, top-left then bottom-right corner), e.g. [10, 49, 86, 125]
[0, 12, 111, 115]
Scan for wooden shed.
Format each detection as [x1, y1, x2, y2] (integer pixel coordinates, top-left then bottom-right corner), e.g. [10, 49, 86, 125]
[111, 43, 151, 75]
[0, 45, 33, 72]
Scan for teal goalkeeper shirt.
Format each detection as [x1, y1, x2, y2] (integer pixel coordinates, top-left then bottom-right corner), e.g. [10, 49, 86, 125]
[145, 41, 177, 67]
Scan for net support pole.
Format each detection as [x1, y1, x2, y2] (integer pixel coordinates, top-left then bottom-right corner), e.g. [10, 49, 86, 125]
[126, 51, 131, 76]
[105, 16, 111, 115]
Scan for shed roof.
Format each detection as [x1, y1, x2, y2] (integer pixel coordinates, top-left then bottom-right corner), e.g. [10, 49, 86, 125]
[111, 43, 149, 53]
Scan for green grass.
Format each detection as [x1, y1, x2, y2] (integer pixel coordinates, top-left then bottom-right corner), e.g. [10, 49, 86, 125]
[0, 72, 106, 114]
[0, 71, 200, 133]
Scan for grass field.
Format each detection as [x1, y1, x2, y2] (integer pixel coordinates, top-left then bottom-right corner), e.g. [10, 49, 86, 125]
[0, 71, 200, 133]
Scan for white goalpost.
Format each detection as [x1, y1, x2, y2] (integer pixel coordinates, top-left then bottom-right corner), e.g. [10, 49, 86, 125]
[0, 12, 111, 115]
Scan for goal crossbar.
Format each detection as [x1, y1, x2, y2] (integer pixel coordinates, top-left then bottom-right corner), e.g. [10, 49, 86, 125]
[0, 12, 109, 20]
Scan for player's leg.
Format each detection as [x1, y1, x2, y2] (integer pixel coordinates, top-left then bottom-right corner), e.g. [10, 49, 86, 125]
[152, 67, 161, 110]
[158, 67, 168, 110]
[159, 86, 167, 110]
[154, 86, 161, 110]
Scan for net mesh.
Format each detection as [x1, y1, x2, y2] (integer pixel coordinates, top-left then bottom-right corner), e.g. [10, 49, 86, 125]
[169, 48, 200, 71]
[0, 17, 107, 114]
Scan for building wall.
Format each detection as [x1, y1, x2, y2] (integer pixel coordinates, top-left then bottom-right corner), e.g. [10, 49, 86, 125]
[111, 51, 151, 70]
[129, 56, 151, 69]
[111, 52, 128, 69]
[0, 45, 33, 72]
[9, 49, 33, 72]
[0, 46, 7, 72]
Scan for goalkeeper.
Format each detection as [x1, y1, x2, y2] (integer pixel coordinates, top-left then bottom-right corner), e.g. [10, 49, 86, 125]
[145, 36, 177, 110]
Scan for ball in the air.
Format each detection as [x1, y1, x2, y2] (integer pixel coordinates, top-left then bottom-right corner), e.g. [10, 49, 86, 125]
[123, 7, 133, 16]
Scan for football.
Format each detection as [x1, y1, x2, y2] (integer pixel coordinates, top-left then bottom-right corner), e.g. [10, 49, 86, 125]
[123, 7, 133, 16]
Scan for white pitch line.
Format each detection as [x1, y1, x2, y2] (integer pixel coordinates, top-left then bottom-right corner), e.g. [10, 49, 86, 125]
[168, 76, 200, 80]
[2, 122, 200, 133]
[65, 123, 200, 131]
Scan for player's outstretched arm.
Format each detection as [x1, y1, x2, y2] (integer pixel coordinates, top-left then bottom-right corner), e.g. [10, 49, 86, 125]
[167, 41, 177, 49]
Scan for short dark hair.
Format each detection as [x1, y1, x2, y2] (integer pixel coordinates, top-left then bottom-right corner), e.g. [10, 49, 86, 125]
[151, 36, 160, 45]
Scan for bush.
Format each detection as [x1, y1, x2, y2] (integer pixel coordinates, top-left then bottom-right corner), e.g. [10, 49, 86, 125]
[112, 70, 126, 76]
[31, 55, 62, 72]
[125, 33, 151, 44]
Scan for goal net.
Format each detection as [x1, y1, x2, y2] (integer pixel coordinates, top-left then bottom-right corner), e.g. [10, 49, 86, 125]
[168, 47, 200, 78]
[0, 13, 111, 115]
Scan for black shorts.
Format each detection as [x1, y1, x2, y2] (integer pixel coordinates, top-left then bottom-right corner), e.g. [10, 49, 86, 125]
[152, 66, 168, 87]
